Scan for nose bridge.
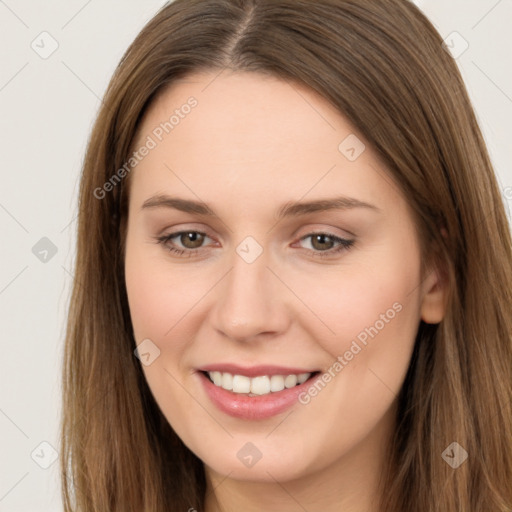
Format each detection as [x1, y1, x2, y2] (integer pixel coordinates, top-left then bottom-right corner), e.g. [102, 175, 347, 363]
[212, 239, 288, 341]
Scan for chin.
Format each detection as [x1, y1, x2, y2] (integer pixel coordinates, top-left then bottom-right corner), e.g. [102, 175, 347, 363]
[198, 438, 316, 483]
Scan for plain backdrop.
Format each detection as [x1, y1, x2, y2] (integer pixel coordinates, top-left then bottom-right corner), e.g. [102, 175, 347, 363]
[0, 1, 511, 510]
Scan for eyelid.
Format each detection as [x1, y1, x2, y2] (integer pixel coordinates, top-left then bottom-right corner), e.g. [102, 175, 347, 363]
[156, 222, 214, 237]
[159, 222, 354, 240]
[156, 225, 352, 245]
[293, 223, 356, 239]
[296, 231, 351, 245]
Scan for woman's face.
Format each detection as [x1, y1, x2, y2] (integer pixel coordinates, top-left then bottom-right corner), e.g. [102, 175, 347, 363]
[124, 71, 445, 485]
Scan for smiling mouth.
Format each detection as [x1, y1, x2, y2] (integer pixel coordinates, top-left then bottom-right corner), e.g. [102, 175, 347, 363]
[201, 370, 320, 396]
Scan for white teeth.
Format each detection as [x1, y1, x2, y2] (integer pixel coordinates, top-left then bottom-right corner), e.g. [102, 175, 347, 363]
[297, 373, 310, 384]
[211, 371, 222, 386]
[270, 375, 285, 392]
[284, 374, 298, 388]
[250, 375, 271, 395]
[207, 371, 312, 395]
[232, 374, 251, 393]
[221, 372, 233, 390]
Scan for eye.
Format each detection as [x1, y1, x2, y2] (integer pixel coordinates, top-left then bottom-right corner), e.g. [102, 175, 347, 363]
[156, 230, 212, 257]
[296, 232, 354, 258]
[155, 230, 354, 259]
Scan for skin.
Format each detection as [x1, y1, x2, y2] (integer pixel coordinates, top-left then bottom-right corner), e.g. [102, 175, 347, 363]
[124, 70, 447, 512]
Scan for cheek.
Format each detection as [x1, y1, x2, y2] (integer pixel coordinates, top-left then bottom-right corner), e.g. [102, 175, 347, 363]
[125, 234, 207, 344]
[290, 234, 422, 409]
[290, 250, 421, 356]
[281, 247, 422, 474]
[124, 239, 205, 434]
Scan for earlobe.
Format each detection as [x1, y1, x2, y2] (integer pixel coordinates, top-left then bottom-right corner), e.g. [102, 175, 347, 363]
[420, 265, 448, 324]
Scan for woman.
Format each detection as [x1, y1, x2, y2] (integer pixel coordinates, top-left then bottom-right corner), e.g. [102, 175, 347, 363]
[60, 0, 512, 510]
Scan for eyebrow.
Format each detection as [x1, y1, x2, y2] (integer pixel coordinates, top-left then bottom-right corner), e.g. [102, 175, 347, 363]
[141, 194, 380, 219]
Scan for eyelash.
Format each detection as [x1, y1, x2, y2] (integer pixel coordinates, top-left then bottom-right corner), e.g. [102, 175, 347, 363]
[155, 230, 354, 259]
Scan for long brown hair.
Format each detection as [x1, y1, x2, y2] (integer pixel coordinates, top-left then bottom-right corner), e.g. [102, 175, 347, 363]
[60, 0, 512, 510]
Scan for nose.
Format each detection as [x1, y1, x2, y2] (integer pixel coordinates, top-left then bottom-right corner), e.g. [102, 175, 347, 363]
[210, 245, 291, 343]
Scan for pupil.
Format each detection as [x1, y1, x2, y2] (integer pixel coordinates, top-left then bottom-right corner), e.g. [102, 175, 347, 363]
[183, 232, 203, 248]
[314, 234, 332, 250]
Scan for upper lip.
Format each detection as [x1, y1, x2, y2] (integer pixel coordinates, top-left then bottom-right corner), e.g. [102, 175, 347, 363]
[197, 363, 319, 378]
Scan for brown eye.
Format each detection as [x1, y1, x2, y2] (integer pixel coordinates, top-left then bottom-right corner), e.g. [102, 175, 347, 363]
[179, 231, 206, 249]
[297, 232, 354, 258]
[309, 234, 336, 251]
[156, 230, 212, 256]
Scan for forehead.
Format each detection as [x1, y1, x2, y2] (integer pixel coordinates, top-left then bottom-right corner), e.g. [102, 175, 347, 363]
[128, 70, 401, 215]
[136, 70, 352, 154]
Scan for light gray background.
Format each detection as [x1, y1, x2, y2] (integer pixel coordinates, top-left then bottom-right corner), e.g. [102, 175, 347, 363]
[0, 1, 510, 510]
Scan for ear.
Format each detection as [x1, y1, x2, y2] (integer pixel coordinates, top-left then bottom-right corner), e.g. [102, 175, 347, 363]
[420, 230, 449, 324]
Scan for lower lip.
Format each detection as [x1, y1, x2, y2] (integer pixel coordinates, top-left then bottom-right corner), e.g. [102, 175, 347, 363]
[197, 371, 320, 420]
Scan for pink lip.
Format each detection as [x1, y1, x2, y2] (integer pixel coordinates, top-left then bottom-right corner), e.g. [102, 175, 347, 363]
[197, 363, 317, 378]
[197, 370, 321, 420]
